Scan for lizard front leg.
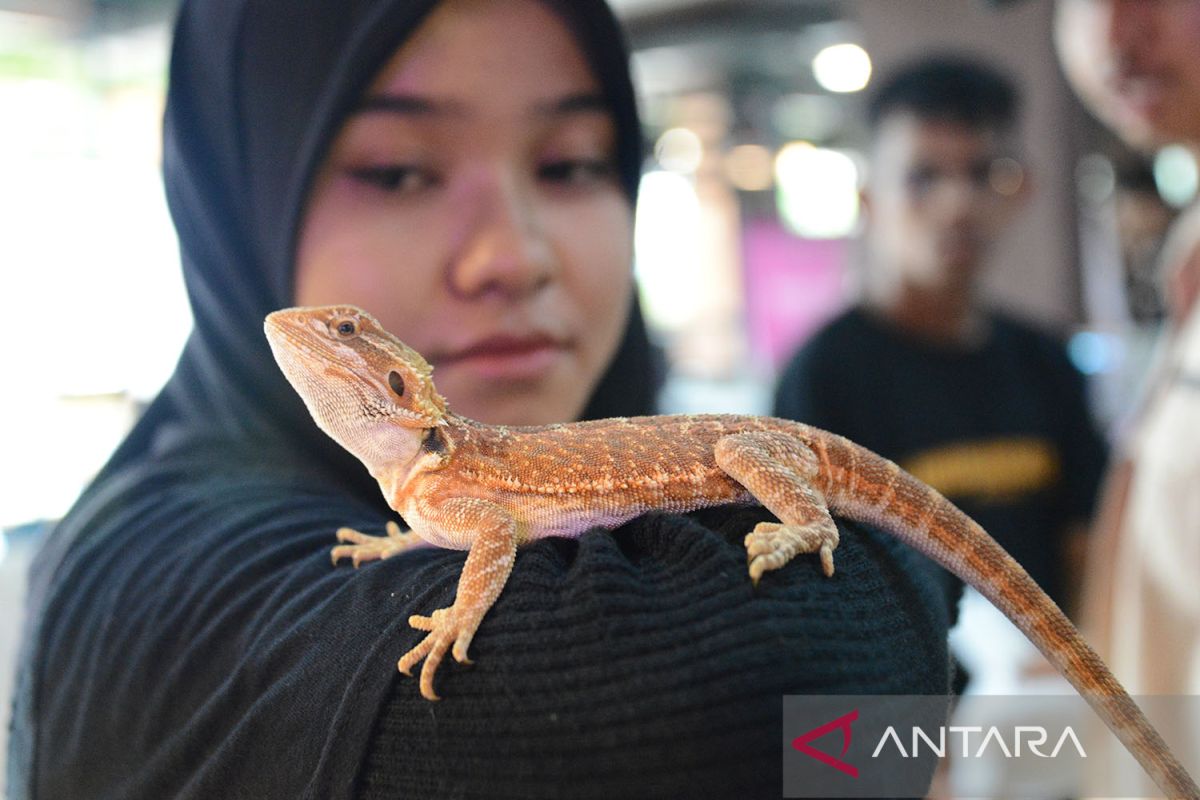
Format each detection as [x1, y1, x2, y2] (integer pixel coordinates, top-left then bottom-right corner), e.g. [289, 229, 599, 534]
[397, 498, 519, 701]
[714, 432, 839, 583]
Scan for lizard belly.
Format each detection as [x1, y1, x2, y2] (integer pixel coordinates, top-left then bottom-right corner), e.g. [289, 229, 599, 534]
[518, 481, 754, 540]
[523, 503, 649, 539]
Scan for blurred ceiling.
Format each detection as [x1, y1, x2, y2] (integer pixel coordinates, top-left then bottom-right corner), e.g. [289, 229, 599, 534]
[617, 0, 838, 48]
[1, 0, 840, 36]
[0, 0, 860, 137]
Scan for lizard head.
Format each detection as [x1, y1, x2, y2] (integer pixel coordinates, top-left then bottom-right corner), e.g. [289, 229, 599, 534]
[265, 305, 449, 472]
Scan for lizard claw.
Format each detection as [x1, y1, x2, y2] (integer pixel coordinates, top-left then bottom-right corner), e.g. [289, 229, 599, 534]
[397, 605, 479, 701]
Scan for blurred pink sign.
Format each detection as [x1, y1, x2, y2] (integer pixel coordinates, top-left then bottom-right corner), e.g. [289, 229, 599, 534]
[742, 218, 850, 369]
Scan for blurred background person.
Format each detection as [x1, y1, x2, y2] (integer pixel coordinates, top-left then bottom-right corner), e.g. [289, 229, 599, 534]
[1056, 0, 1200, 700]
[773, 56, 1108, 624]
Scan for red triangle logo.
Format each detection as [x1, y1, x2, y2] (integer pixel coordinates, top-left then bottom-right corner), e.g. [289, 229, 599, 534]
[791, 709, 860, 778]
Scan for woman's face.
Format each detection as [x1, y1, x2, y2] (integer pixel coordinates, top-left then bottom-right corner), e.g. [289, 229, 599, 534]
[296, 0, 634, 425]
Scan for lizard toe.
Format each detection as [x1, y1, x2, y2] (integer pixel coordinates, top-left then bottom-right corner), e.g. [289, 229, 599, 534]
[397, 632, 436, 676]
[418, 636, 452, 701]
[451, 635, 474, 665]
[408, 614, 435, 631]
[335, 526, 373, 544]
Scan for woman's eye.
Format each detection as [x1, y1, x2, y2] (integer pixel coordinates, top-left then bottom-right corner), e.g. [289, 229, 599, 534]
[538, 158, 614, 187]
[347, 165, 434, 193]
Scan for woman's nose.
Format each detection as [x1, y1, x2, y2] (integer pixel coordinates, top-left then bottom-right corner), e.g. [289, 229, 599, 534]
[447, 172, 555, 300]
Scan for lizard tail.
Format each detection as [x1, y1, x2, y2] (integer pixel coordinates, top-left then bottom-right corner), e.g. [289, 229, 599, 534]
[804, 427, 1199, 800]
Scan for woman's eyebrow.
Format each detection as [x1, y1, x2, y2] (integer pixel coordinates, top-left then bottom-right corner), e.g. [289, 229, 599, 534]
[357, 93, 465, 116]
[533, 91, 608, 117]
[353, 91, 607, 118]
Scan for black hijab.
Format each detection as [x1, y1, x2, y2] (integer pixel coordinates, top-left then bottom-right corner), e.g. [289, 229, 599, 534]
[9, 2, 956, 797]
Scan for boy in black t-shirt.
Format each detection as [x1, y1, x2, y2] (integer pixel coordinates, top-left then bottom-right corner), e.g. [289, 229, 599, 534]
[774, 56, 1107, 614]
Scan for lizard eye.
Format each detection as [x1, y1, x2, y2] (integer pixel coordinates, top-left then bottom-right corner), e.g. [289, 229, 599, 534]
[330, 316, 360, 339]
[388, 370, 405, 397]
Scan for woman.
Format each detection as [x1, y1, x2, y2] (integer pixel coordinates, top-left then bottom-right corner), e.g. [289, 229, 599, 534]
[9, 1, 956, 797]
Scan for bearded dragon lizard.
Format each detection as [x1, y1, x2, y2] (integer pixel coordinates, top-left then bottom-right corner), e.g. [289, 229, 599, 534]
[264, 304, 1198, 798]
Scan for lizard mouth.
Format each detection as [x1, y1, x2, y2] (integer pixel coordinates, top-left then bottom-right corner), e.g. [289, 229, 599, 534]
[264, 324, 325, 379]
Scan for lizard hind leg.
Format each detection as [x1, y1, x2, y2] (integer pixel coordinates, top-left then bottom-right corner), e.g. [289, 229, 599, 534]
[714, 432, 840, 584]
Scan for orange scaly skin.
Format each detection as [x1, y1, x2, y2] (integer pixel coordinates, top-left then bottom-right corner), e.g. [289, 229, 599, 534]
[265, 305, 1198, 799]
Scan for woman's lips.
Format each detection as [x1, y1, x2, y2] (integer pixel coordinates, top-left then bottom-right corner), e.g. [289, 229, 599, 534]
[435, 335, 567, 381]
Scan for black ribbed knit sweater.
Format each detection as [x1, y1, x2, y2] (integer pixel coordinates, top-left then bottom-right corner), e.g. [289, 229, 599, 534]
[13, 445, 957, 799]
